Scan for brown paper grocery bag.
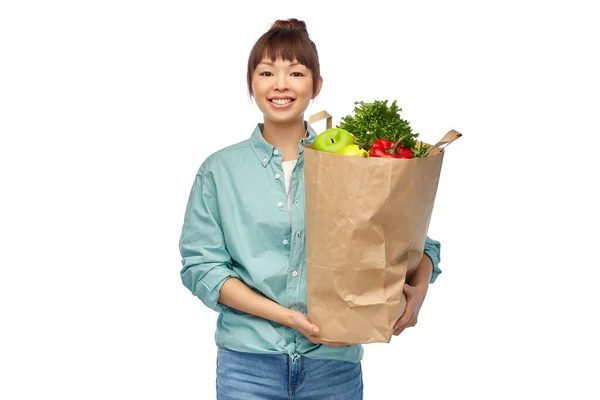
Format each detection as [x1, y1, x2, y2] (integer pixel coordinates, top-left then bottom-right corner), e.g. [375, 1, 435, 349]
[304, 111, 461, 344]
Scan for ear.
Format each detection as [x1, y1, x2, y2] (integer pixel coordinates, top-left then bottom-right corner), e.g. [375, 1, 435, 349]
[312, 76, 323, 99]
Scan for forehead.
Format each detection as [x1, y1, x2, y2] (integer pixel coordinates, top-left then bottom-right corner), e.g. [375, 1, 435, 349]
[257, 58, 308, 68]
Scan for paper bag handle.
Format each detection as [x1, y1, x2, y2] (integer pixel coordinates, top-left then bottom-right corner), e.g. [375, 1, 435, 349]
[424, 129, 462, 157]
[308, 111, 332, 129]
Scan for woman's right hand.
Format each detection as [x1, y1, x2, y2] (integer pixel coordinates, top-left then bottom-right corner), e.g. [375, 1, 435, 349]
[287, 309, 349, 347]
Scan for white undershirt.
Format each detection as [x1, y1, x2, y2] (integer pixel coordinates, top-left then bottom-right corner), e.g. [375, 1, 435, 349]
[281, 160, 297, 224]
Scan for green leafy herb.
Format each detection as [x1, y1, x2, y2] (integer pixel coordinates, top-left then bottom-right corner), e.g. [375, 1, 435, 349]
[337, 100, 430, 158]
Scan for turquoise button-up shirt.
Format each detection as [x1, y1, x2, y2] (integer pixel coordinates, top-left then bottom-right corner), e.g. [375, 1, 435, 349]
[179, 122, 442, 363]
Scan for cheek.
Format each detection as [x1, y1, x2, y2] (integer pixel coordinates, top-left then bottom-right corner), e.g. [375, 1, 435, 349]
[251, 77, 266, 95]
[251, 83, 259, 96]
[305, 88, 315, 100]
[303, 81, 315, 98]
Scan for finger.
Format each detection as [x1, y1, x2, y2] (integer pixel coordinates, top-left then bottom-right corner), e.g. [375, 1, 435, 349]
[393, 319, 408, 334]
[394, 315, 412, 332]
[308, 335, 348, 347]
[394, 303, 415, 330]
[394, 319, 415, 335]
[302, 322, 320, 336]
[394, 316, 418, 335]
[291, 312, 319, 335]
[393, 324, 407, 335]
[316, 339, 348, 347]
[304, 319, 320, 335]
[395, 286, 416, 331]
[303, 329, 319, 341]
[395, 315, 410, 330]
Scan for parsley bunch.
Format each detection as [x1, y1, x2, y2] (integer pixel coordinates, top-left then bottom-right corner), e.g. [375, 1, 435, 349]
[337, 100, 430, 158]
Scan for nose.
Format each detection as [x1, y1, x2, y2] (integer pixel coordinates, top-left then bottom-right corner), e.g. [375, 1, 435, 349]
[274, 74, 289, 91]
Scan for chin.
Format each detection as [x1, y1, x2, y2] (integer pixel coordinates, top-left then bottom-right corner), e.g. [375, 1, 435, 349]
[259, 108, 304, 124]
[265, 113, 306, 124]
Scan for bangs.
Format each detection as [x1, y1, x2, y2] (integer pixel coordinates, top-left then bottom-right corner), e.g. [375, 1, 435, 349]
[247, 28, 320, 94]
[252, 29, 318, 71]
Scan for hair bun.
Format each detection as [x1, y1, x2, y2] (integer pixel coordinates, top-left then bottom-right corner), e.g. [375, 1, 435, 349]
[269, 18, 307, 32]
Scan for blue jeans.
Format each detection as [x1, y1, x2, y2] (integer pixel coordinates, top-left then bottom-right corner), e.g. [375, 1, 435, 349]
[216, 347, 363, 400]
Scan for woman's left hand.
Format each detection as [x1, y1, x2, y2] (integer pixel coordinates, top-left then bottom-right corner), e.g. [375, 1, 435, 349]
[393, 283, 427, 336]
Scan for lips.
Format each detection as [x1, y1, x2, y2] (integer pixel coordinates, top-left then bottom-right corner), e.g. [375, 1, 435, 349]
[269, 97, 295, 107]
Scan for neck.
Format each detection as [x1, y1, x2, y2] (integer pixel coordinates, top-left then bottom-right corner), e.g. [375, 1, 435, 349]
[261, 118, 307, 161]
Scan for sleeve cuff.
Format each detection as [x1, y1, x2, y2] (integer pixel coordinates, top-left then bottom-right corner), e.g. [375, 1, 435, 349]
[202, 272, 239, 313]
[424, 238, 442, 284]
[182, 262, 240, 312]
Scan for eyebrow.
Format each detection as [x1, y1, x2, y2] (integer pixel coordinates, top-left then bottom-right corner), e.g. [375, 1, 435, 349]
[258, 61, 301, 67]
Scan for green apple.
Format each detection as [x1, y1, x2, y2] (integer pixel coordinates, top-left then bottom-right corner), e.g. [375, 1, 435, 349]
[336, 144, 368, 157]
[312, 128, 355, 153]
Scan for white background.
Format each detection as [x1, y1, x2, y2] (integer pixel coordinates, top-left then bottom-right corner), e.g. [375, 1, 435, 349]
[1, 0, 599, 399]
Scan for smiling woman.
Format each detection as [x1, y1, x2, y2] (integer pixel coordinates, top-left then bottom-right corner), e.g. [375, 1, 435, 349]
[246, 19, 322, 95]
[178, 17, 441, 400]
[251, 58, 319, 130]
[246, 21, 323, 154]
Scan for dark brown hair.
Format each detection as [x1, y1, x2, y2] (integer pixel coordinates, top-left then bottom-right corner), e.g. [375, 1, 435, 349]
[247, 18, 320, 95]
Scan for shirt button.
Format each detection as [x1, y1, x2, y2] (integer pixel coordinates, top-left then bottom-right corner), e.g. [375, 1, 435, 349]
[283, 239, 289, 245]
[263, 157, 267, 163]
[277, 201, 284, 207]
[292, 270, 298, 277]
[275, 173, 281, 179]
[273, 149, 279, 155]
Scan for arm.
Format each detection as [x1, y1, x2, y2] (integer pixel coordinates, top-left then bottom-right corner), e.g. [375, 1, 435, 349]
[407, 250, 434, 290]
[179, 170, 240, 313]
[218, 278, 297, 328]
[179, 169, 297, 322]
[393, 235, 442, 335]
[178, 169, 343, 345]
[423, 235, 442, 284]
[407, 235, 441, 289]
[217, 278, 346, 346]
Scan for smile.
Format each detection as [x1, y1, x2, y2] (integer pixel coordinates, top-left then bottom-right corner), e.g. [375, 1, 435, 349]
[269, 98, 295, 106]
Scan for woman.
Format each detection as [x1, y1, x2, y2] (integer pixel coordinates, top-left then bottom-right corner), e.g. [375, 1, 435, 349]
[178, 18, 442, 399]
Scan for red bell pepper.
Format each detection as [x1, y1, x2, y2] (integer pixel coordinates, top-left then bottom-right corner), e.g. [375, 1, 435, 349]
[368, 138, 414, 159]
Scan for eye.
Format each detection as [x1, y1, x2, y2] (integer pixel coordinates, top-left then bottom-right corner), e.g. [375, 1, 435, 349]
[259, 71, 273, 76]
[291, 72, 304, 77]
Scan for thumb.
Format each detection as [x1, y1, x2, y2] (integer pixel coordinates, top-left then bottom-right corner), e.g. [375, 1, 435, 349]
[304, 320, 319, 335]
[403, 283, 415, 298]
[296, 314, 319, 335]
[307, 321, 319, 335]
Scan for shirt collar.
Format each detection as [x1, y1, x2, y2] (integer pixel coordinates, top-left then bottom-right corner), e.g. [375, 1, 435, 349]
[250, 122, 318, 167]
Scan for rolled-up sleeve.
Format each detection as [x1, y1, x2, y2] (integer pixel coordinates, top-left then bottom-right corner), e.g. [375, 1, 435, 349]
[179, 169, 239, 312]
[424, 236, 442, 283]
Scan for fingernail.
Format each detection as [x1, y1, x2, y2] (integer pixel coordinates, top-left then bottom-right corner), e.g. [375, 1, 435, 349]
[312, 327, 319, 334]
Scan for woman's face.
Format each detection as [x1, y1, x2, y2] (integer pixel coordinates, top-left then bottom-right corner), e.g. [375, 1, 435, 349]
[251, 58, 321, 125]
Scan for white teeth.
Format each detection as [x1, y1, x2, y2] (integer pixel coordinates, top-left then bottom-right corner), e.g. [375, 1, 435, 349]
[271, 99, 292, 105]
